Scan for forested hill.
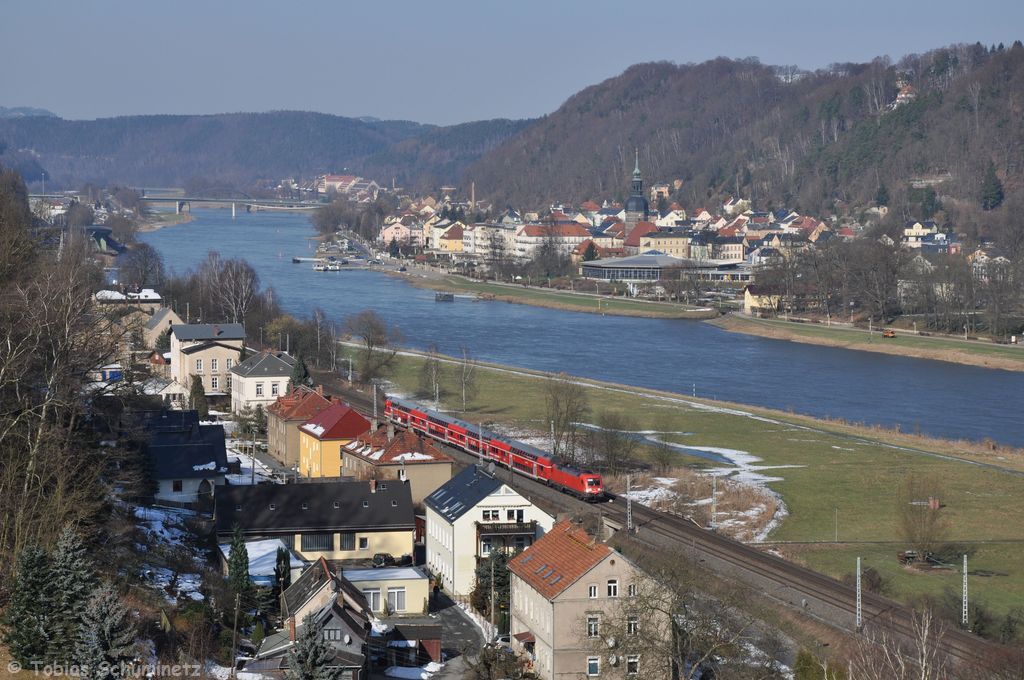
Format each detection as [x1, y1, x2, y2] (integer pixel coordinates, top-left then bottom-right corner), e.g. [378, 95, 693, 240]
[467, 42, 1024, 223]
[0, 111, 530, 190]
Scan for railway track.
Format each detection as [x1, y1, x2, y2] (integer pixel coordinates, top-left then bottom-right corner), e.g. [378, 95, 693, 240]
[324, 383, 1002, 665]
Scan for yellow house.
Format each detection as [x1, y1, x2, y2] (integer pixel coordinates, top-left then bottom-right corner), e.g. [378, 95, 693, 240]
[298, 402, 371, 478]
[215, 479, 416, 563]
[341, 425, 454, 505]
[341, 566, 431, 616]
[743, 285, 781, 316]
[438, 223, 465, 253]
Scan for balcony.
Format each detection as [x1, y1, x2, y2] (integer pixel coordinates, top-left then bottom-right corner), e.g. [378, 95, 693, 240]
[475, 520, 536, 537]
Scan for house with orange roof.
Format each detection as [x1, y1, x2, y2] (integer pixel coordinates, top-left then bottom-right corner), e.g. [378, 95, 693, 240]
[341, 424, 453, 504]
[298, 402, 372, 478]
[622, 221, 659, 255]
[267, 385, 334, 469]
[509, 521, 666, 680]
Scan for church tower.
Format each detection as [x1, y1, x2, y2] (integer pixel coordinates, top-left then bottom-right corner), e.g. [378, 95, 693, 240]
[624, 148, 649, 232]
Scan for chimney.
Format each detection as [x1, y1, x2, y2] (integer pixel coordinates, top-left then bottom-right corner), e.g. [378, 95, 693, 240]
[288, 616, 296, 642]
[315, 385, 323, 396]
[213, 324, 221, 336]
[369, 479, 377, 494]
[387, 421, 395, 442]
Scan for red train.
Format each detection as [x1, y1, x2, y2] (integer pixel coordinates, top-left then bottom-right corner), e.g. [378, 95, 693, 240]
[384, 396, 605, 500]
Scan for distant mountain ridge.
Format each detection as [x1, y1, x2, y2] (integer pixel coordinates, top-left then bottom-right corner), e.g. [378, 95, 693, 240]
[0, 106, 57, 119]
[0, 110, 531, 191]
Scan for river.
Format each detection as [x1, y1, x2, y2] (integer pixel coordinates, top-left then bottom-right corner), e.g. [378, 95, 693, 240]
[140, 208, 1024, 447]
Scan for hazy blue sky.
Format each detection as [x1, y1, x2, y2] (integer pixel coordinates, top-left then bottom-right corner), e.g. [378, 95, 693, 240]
[2, 1, 1021, 125]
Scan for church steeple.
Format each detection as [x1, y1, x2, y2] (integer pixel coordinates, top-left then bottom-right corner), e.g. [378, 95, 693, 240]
[631, 148, 644, 197]
[624, 147, 649, 231]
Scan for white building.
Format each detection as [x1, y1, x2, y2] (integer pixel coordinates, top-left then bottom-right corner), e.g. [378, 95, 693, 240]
[229, 351, 294, 413]
[424, 465, 554, 598]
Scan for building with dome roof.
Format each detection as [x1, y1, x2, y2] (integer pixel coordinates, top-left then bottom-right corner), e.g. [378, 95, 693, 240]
[624, 149, 650, 232]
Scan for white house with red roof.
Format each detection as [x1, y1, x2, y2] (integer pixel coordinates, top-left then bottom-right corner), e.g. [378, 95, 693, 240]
[514, 223, 591, 260]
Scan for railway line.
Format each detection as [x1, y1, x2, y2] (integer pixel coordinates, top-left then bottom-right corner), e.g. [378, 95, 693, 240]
[324, 383, 1003, 666]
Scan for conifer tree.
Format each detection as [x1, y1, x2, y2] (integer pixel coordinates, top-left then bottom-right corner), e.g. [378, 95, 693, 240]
[227, 524, 252, 604]
[2, 545, 57, 665]
[290, 354, 310, 387]
[189, 374, 209, 419]
[285, 614, 344, 680]
[874, 183, 890, 207]
[981, 161, 1005, 210]
[75, 584, 137, 679]
[50, 526, 97, 663]
[275, 547, 293, 592]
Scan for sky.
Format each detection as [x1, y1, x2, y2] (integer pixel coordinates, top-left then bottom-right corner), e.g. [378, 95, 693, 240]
[2, 0, 1022, 126]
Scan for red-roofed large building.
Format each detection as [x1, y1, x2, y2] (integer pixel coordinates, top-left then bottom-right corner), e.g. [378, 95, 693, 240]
[341, 425, 454, 504]
[514, 223, 591, 260]
[509, 521, 665, 680]
[267, 386, 335, 469]
[623, 221, 659, 254]
[298, 402, 372, 478]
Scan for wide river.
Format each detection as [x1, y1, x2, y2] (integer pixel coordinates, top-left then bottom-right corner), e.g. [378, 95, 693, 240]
[142, 209, 1024, 446]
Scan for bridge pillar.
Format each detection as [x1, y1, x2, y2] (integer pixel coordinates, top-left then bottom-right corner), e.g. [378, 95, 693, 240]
[175, 201, 181, 215]
[231, 202, 236, 219]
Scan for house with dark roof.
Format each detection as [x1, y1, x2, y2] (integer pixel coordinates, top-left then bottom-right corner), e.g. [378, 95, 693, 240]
[229, 351, 295, 413]
[424, 465, 554, 597]
[508, 521, 665, 680]
[143, 307, 183, 350]
[169, 323, 245, 396]
[298, 402, 371, 478]
[267, 385, 335, 470]
[341, 424, 453, 505]
[141, 409, 229, 505]
[214, 479, 415, 563]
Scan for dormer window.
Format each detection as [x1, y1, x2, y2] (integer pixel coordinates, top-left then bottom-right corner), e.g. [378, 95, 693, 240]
[333, 501, 340, 509]
[379, 482, 387, 490]
[234, 504, 242, 512]
[301, 503, 309, 510]
[362, 500, 369, 508]
[391, 500, 398, 507]
[269, 503, 276, 510]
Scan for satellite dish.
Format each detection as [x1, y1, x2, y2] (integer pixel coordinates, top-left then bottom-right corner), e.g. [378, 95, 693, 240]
[344, 634, 351, 645]
[608, 655, 619, 666]
[487, 462, 496, 475]
[606, 637, 617, 649]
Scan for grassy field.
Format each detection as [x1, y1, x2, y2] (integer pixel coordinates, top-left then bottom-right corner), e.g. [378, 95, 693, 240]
[400, 273, 718, 319]
[352, 346, 1024, 617]
[713, 315, 1024, 371]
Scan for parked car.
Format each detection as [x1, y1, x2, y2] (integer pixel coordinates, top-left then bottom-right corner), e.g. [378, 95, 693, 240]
[372, 552, 396, 567]
[882, 329, 896, 338]
[398, 266, 407, 272]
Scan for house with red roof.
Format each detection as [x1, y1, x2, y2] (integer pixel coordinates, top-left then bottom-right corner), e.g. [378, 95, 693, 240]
[298, 402, 372, 478]
[514, 223, 591, 260]
[267, 385, 335, 469]
[509, 521, 667, 680]
[622, 221, 659, 254]
[341, 424, 454, 504]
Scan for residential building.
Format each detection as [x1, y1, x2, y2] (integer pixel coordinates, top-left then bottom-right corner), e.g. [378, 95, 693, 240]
[169, 323, 245, 396]
[637, 231, 692, 259]
[341, 566, 431, 617]
[214, 479, 416, 562]
[509, 521, 666, 680]
[341, 425, 453, 505]
[230, 351, 295, 413]
[298, 402, 372, 478]
[267, 385, 334, 470]
[425, 465, 554, 598]
[903, 220, 939, 248]
[622, 221, 659, 255]
[514, 223, 590, 260]
[141, 409, 228, 505]
[743, 285, 782, 316]
[143, 307, 183, 349]
[438, 224, 464, 254]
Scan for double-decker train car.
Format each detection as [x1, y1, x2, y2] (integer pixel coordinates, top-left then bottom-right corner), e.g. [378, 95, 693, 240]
[384, 396, 604, 500]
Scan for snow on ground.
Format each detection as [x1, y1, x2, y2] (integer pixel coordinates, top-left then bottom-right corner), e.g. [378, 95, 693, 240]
[133, 506, 192, 547]
[206, 663, 271, 680]
[693, 446, 805, 486]
[622, 477, 678, 505]
[139, 565, 204, 604]
[226, 440, 277, 484]
[385, 662, 445, 680]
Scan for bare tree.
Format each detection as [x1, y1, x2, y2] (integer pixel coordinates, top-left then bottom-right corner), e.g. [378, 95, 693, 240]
[587, 410, 639, 475]
[418, 344, 445, 403]
[345, 309, 402, 384]
[897, 474, 950, 558]
[544, 373, 589, 465]
[848, 608, 952, 680]
[457, 344, 478, 412]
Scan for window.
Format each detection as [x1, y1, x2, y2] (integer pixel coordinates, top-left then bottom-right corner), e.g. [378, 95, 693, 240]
[211, 358, 218, 372]
[234, 504, 241, 512]
[362, 588, 381, 612]
[391, 500, 398, 507]
[269, 503, 276, 510]
[514, 536, 528, 551]
[626, 656, 639, 675]
[607, 579, 618, 598]
[507, 508, 523, 522]
[301, 502, 308, 510]
[379, 482, 387, 490]
[172, 480, 183, 493]
[255, 383, 264, 397]
[226, 358, 233, 370]
[588, 585, 598, 599]
[333, 501, 340, 509]
[481, 539, 492, 556]
[300, 533, 333, 552]
[587, 657, 600, 676]
[195, 359, 203, 373]
[627, 616, 639, 635]
[340, 533, 355, 551]
[586, 616, 600, 638]
[271, 382, 279, 396]
[387, 587, 406, 612]
[482, 509, 499, 522]
[627, 583, 637, 597]
[211, 376, 219, 390]
[323, 629, 343, 641]
[361, 500, 369, 508]
[358, 537, 369, 550]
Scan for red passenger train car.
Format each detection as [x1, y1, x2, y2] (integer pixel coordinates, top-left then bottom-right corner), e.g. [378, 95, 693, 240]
[384, 396, 604, 500]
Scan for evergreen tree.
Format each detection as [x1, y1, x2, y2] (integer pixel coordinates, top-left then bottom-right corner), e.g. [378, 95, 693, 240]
[227, 525, 253, 605]
[239, 343, 249, 362]
[50, 526, 97, 663]
[582, 241, 599, 261]
[920, 187, 941, 218]
[189, 374, 209, 419]
[388, 237, 399, 257]
[981, 161, 1004, 210]
[75, 584, 137, 679]
[154, 328, 171, 352]
[275, 547, 293, 592]
[290, 354, 310, 387]
[285, 614, 344, 680]
[874, 183, 890, 207]
[2, 545, 57, 665]
[469, 551, 510, 622]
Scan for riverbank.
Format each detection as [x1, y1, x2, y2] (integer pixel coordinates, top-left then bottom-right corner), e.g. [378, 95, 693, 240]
[351, 345, 1024, 618]
[391, 269, 718, 319]
[710, 314, 1024, 372]
[138, 210, 194, 233]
